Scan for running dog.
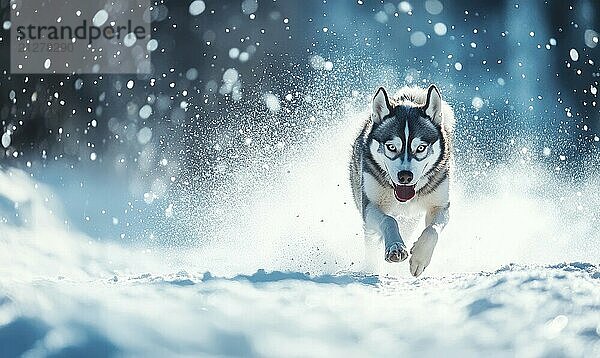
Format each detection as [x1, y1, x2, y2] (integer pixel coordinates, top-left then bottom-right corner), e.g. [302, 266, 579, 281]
[349, 85, 454, 277]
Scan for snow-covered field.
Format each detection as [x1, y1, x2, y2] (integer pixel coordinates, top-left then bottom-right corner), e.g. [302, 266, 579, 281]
[1, 123, 599, 357]
[2, 261, 600, 357]
[2, 1, 600, 356]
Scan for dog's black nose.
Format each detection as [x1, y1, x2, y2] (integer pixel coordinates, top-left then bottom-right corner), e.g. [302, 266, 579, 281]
[398, 171, 413, 184]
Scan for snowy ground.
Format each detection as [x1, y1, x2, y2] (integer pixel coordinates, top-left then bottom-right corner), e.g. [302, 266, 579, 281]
[2, 263, 600, 357]
[1, 113, 600, 357]
[1, 159, 600, 357]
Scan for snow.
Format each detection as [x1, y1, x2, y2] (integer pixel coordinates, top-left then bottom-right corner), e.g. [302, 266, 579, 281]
[570, 48, 580, 62]
[584, 29, 598, 48]
[472, 96, 484, 110]
[1, 112, 599, 355]
[1, 131, 10, 148]
[241, 0, 259, 15]
[92, 10, 108, 27]
[2, 263, 598, 357]
[188, 1, 206, 16]
[410, 31, 427, 47]
[398, 1, 412, 13]
[137, 127, 152, 144]
[374, 11, 388, 24]
[185, 68, 198, 80]
[238, 52, 250, 62]
[222, 68, 239, 85]
[2, 1, 600, 355]
[0, 172, 599, 356]
[309, 55, 326, 70]
[434, 22, 447, 36]
[263, 93, 281, 112]
[425, 0, 443, 15]
[147, 39, 158, 52]
[229, 47, 240, 59]
[138, 104, 152, 119]
[123, 33, 137, 47]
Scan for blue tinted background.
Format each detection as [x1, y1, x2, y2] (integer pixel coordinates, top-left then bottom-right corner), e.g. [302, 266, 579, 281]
[0, 0, 598, 243]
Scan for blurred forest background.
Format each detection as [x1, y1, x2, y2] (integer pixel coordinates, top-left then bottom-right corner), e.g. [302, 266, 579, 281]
[0, 0, 598, 243]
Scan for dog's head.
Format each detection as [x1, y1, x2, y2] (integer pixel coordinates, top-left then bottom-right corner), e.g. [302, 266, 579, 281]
[368, 85, 445, 202]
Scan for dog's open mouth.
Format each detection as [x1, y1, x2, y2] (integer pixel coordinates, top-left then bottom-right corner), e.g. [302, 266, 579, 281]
[394, 184, 416, 202]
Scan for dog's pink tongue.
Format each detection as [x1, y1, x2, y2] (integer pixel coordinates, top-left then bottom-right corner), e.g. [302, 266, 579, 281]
[394, 185, 416, 202]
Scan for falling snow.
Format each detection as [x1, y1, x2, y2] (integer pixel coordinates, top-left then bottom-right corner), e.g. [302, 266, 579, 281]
[0, 1, 599, 356]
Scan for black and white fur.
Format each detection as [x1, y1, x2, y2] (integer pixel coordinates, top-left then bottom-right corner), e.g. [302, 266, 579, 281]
[349, 85, 454, 277]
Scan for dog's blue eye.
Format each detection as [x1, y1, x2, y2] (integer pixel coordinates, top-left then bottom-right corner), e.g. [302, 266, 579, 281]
[416, 145, 427, 153]
[385, 144, 397, 152]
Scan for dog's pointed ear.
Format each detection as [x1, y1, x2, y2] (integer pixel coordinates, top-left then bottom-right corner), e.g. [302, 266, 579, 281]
[371, 87, 392, 123]
[423, 84, 442, 125]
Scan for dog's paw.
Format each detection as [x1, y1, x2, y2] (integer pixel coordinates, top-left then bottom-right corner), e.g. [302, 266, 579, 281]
[409, 229, 438, 277]
[385, 242, 408, 263]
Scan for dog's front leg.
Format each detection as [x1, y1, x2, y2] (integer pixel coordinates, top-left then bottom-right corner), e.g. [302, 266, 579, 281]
[364, 202, 408, 263]
[409, 203, 450, 277]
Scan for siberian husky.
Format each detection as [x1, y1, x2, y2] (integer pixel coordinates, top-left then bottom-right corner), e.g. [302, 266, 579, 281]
[349, 85, 455, 277]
